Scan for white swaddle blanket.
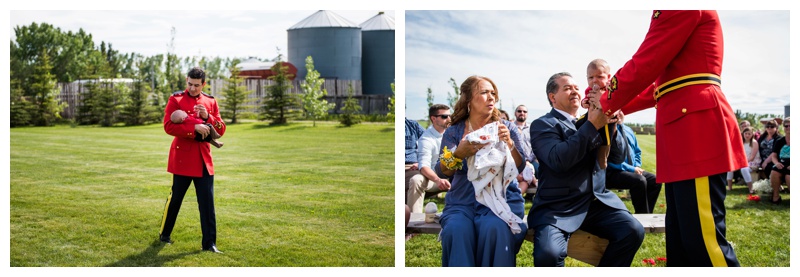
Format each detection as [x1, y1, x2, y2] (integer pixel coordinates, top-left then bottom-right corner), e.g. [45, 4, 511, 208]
[465, 122, 524, 234]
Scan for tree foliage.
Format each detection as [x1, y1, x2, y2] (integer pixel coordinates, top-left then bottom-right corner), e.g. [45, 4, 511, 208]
[300, 56, 335, 127]
[447, 77, 459, 109]
[10, 69, 34, 127]
[28, 49, 65, 126]
[339, 84, 362, 127]
[260, 54, 301, 125]
[387, 83, 396, 123]
[121, 59, 161, 126]
[220, 61, 253, 124]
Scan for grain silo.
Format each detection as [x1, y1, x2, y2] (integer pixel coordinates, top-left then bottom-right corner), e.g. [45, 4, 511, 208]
[287, 10, 362, 82]
[360, 11, 395, 95]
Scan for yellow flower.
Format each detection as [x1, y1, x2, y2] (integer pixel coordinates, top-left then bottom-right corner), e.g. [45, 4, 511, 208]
[447, 161, 456, 168]
[443, 151, 453, 159]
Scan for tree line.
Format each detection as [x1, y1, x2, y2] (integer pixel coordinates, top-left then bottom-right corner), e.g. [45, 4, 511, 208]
[10, 22, 392, 127]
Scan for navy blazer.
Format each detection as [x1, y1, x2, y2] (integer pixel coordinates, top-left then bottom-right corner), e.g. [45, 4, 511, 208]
[527, 109, 628, 233]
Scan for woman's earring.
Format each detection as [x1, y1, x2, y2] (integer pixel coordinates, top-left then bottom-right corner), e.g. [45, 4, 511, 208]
[468, 106, 471, 113]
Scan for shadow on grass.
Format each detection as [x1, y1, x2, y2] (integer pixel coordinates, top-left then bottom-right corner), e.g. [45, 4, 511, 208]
[105, 239, 201, 267]
[251, 122, 298, 130]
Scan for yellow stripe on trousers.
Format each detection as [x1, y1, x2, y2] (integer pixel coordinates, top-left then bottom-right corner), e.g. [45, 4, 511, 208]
[603, 125, 610, 145]
[159, 189, 173, 234]
[695, 176, 728, 267]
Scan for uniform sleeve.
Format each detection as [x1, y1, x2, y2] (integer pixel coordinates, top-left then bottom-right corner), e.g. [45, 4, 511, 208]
[164, 96, 196, 139]
[600, 10, 701, 116]
[206, 99, 226, 137]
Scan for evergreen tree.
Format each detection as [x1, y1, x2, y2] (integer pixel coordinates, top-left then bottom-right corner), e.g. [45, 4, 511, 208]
[10, 69, 33, 127]
[121, 60, 160, 126]
[260, 55, 301, 125]
[387, 83, 395, 123]
[220, 61, 253, 124]
[29, 49, 65, 126]
[92, 81, 122, 127]
[339, 84, 362, 127]
[300, 56, 335, 127]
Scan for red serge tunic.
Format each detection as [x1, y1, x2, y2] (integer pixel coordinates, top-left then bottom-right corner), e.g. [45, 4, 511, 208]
[164, 90, 226, 177]
[599, 10, 747, 183]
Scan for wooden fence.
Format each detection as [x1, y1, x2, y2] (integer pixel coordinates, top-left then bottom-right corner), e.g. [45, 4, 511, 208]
[56, 78, 392, 120]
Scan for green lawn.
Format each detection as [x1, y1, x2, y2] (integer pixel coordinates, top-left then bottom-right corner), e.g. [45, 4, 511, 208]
[406, 134, 791, 267]
[10, 121, 394, 267]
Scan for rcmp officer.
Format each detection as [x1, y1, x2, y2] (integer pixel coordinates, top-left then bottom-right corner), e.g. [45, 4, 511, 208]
[589, 10, 746, 266]
[159, 67, 226, 253]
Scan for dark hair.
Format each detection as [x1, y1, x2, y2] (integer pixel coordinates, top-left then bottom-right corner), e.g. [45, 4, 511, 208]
[428, 104, 451, 118]
[188, 67, 206, 84]
[499, 109, 510, 121]
[545, 72, 572, 107]
[450, 75, 500, 125]
[742, 126, 755, 147]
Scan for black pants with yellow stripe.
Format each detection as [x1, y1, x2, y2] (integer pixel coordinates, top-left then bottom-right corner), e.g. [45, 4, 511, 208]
[665, 173, 739, 266]
[159, 166, 217, 250]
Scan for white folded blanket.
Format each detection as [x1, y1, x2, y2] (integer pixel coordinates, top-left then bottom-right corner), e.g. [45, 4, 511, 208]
[465, 122, 524, 234]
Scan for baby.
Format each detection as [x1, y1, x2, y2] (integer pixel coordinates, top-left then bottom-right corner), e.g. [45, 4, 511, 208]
[171, 110, 224, 148]
[573, 59, 616, 169]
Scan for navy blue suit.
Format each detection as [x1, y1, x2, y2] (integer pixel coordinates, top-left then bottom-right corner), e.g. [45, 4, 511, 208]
[527, 109, 644, 267]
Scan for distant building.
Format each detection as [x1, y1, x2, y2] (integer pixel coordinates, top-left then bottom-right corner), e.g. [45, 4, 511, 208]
[236, 58, 298, 80]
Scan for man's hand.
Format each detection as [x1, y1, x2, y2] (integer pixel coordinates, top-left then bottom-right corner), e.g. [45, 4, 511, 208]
[195, 104, 209, 120]
[435, 178, 451, 191]
[195, 124, 210, 139]
[634, 167, 644, 175]
[407, 163, 419, 171]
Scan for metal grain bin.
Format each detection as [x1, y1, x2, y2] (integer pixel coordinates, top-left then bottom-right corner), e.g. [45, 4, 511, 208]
[288, 10, 361, 81]
[360, 11, 395, 95]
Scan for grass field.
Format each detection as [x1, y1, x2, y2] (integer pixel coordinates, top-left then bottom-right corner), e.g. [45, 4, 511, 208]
[405, 134, 791, 267]
[10, 121, 394, 267]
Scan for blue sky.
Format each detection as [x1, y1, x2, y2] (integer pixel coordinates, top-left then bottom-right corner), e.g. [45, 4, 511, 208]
[404, 10, 790, 124]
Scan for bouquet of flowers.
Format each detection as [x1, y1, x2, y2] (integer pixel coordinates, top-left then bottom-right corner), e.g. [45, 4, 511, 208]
[752, 179, 772, 195]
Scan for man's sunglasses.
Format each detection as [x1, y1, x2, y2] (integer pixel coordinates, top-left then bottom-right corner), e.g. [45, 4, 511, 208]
[435, 114, 451, 119]
[516, 110, 527, 113]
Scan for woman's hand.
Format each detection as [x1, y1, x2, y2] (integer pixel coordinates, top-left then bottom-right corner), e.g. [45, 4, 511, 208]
[498, 123, 514, 149]
[453, 138, 487, 159]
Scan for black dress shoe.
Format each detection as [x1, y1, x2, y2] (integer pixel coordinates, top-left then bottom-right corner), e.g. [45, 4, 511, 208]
[203, 245, 223, 253]
[159, 235, 173, 244]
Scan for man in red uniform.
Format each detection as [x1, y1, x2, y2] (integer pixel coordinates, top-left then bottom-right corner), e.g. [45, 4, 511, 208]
[588, 10, 746, 267]
[159, 67, 226, 253]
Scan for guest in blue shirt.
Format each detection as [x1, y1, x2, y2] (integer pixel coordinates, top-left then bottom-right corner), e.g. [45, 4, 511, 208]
[405, 117, 426, 202]
[606, 112, 661, 214]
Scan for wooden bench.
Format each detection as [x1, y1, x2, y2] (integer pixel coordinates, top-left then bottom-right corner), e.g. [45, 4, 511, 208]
[407, 212, 665, 266]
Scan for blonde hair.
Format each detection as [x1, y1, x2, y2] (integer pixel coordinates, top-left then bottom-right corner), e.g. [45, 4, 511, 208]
[587, 58, 611, 75]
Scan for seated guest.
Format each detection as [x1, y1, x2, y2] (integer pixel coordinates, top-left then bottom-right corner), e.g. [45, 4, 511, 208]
[728, 126, 760, 193]
[606, 112, 661, 214]
[405, 118, 426, 204]
[758, 118, 784, 179]
[435, 75, 528, 266]
[769, 117, 790, 204]
[527, 72, 643, 267]
[408, 104, 452, 213]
